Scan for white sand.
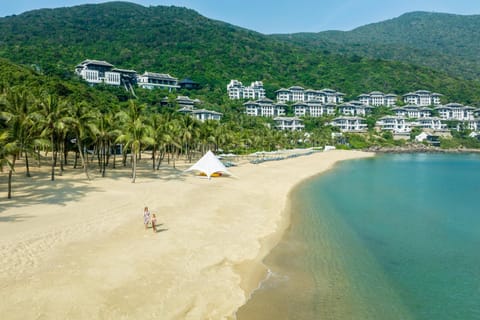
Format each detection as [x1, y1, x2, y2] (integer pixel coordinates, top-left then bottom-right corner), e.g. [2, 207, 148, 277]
[0, 150, 373, 319]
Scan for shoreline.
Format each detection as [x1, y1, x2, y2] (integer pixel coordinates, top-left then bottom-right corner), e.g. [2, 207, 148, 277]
[0, 150, 374, 319]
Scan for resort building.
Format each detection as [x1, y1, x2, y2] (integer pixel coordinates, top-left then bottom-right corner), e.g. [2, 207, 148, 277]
[137, 72, 180, 91]
[337, 102, 373, 117]
[276, 86, 344, 104]
[391, 105, 433, 119]
[75, 59, 124, 86]
[434, 103, 475, 121]
[357, 91, 397, 106]
[403, 90, 442, 106]
[415, 132, 441, 146]
[227, 80, 266, 100]
[414, 117, 445, 131]
[293, 101, 336, 117]
[178, 105, 222, 122]
[244, 98, 286, 117]
[274, 117, 305, 131]
[191, 109, 222, 122]
[330, 116, 368, 132]
[376, 116, 411, 133]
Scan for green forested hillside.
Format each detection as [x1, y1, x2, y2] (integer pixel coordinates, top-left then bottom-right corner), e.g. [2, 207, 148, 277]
[1, 3, 480, 104]
[273, 12, 480, 81]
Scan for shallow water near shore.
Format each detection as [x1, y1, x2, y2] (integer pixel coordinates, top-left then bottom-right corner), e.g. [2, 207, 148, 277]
[237, 153, 480, 319]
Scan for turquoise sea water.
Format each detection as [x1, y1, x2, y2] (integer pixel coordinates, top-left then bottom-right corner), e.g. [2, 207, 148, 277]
[237, 153, 480, 320]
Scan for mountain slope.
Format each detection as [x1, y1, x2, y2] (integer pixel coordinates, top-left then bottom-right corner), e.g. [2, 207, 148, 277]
[273, 11, 480, 80]
[1, 3, 480, 103]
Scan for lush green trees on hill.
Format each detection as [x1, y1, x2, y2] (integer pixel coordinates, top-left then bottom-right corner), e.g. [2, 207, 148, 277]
[274, 12, 480, 81]
[2, 3, 480, 104]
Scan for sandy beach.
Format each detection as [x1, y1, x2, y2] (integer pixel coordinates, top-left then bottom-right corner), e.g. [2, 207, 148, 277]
[0, 149, 373, 319]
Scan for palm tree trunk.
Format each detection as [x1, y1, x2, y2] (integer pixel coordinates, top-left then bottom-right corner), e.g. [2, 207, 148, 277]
[102, 140, 107, 177]
[50, 135, 56, 181]
[37, 148, 41, 167]
[74, 151, 78, 169]
[76, 135, 90, 180]
[132, 152, 137, 183]
[25, 151, 31, 177]
[152, 145, 156, 170]
[7, 155, 17, 199]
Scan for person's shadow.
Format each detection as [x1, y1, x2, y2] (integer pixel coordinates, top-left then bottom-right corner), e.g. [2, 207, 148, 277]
[153, 223, 168, 233]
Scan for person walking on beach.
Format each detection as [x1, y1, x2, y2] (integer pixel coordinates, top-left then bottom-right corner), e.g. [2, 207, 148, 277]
[151, 213, 157, 233]
[143, 206, 151, 230]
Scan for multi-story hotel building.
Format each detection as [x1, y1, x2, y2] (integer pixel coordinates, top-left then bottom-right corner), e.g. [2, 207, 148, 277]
[330, 116, 367, 132]
[357, 91, 397, 106]
[293, 101, 336, 117]
[137, 72, 180, 91]
[434, 103, 475, 121]
[337, 102, 373, 117]
[274, 117, 305, 131]
[414, 117, 445, 131]
[227, 80, 266, 100]
[75, 59, 124, 86]
[376, 116, 411, 133]
[403, 90, 442, 106]
[275, 86, 344, 104]
[244, 98, 286, 117]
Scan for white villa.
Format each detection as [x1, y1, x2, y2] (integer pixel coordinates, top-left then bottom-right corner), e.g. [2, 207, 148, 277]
[414, 117, 446, 131]
[434, 103, 475, 121]
[244, 98, 286, 117]
[293, 101, 336, 117]
[274, 117, 305, 131]
[403, 90, 442, 106]
[276, 86, 344, 104]
[376, 116, 411, 133]
[75, 59, 123, 86]
[337, 102, 373, 117]
[392, 105, 433, 118]
[75, 59, 179, 91]
[331, 116, 367, 132]
[227, 80, 266, 100]
[191, 109, 222, 122]
[178, 107, 222, 122]
[358, 91, 397, 107]
[137, 72, 180, 91]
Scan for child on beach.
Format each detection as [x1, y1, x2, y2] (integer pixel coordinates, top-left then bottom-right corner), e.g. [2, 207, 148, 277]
[143, 206, 150, 230]
[151, 213, 157, 233]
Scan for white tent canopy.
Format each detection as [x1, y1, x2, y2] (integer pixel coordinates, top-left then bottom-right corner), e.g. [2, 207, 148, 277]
[185, 150, 231, 179]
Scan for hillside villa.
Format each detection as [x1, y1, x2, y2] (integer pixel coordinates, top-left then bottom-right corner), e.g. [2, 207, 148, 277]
[358, 91, 397, 106]
[244, 98, 286, 117]
[274, 117, 305, 131]
[403, 90, 442, 106]
[75, 59, 181, 92]
[275, 86, 344, 104]
[227, 80, 266, 100]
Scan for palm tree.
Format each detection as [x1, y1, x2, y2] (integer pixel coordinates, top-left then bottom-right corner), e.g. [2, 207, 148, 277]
[178, 115, 200, 162]
[0, 87, 41, 177]
[69, 101, 99, 180]
[0, 130, 17, 199]
[38, 93, 71, 181]
[116, 100, 154, 183]
[96, 111, 118, 177]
